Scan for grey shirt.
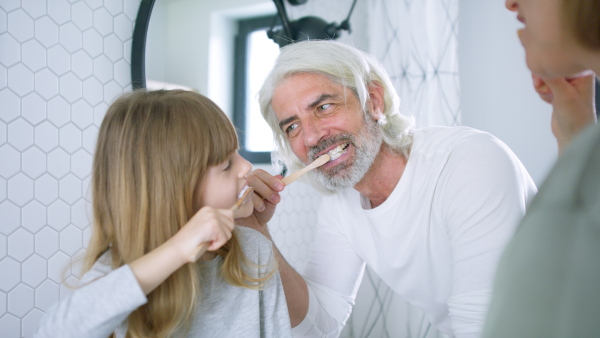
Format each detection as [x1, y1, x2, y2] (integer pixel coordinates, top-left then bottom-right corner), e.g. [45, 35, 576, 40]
[35, 226, 292, 338]
[483, 124, 600, 337]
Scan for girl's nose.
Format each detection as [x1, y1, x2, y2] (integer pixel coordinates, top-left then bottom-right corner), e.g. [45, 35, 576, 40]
[505, 0, 518, 12]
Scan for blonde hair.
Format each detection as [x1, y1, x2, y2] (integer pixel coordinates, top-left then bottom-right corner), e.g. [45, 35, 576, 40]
[563, 0, 600, 50]
[85, 90, 272, 337]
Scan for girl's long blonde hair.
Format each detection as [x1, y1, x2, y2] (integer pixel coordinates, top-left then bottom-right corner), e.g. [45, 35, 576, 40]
[84, 90, 271, 337]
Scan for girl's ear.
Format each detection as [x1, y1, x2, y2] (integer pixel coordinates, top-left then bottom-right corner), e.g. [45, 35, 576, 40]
[367, 80, 385, 120]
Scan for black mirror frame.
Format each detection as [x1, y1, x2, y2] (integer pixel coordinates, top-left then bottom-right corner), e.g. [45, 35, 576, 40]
[131, 0, 156, 90]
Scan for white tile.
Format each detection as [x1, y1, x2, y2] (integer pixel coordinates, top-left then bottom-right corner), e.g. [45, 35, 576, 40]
[59, 224, 82, 256]
[21, 92, 46, 125]
[59, 73, 82, 104]
[22, 200, 46, 234]
[34, 16, 59, 48]
[0, 64, 6, 88]
[21, 146, 46, 179]
[113, 13, 132, 41]
[8, 173, 34, 207]
[47, 148, 70, 179]
[7, 63, 34, 97]
[0, 178, 5, 201]
[22, 255, 47, 288]
[47, 45, 70, 76]
[34, 279, 59, 311]
[122, 38, 131, 64]
[0, 33, 21, 67]
[84, 0, 103, 10]
[47, 96, 70, 128]
[0, 145, 20, 179]
[0, 258, 21, 291]
[59, 123, 81, 153]
[59, 22, 83, 53]
[81, 175, 91, 202]
[93, 101, 107, 126]
[0, 201, 20, 235]
[7, 9, 34, 43]
[22, 0, 47, 19]
[7, 118, 34, 151]
[70, 199, 90, 230]
[34, 121, 59, 153]
[47, 0, 71, 25]
[8, 284, 34, 317]
[35, 227, 59, 259]
[34, 69, 59, 100]
[104, 33, 123, 62]
[82, 125, 97, 153]
[103, 80, 122, 103]
[71, 50, 93, 80]
[104, 0, 123, 15]
[93, 8, 113, 37]
[47, 251, 69, 283]
[21, 40, 46, 73]
[58, 174, 82, 204]
[72, 1, 93, 31]
[22, 308, 43, 338]
[71, 100, 93, 129]
[47, 200, 70, 231]
[0, 8, 6, 33]
[60, 275, 78, 299]
[34, 174, 58, 206]
[82, 77, 102, 106]
[123, 0, 140, 21]
[0, 313, 19, 338]
[82, 28, 103, 58]
[0, 233, 5, 258]
[8, 228, 34, 262]
[0, 89, 20, 122]
[70, 149, 91, 179]
[0, 288, 5, 313]
[92, 54, 112, 84]
[82, 226, 91, 249]
[113, 59, 129, 86]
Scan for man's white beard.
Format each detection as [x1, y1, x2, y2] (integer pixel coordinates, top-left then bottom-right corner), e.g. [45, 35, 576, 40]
[311, 115, 383, 192]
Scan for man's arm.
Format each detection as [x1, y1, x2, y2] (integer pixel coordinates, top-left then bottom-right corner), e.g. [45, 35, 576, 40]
[235, 169, 309, 327]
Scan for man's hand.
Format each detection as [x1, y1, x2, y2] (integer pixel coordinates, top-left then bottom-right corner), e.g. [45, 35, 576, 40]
[532, 72, 597, 153]
[235, 169, 285, 238]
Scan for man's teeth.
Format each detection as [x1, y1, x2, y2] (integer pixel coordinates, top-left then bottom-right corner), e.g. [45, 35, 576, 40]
[328, 143, 348, 160]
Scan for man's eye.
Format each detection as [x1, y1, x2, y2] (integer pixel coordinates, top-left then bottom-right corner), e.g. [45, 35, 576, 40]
[224, 160, 232, 171]
[319, 103, 332, 111]
[286, 123, 299, 136]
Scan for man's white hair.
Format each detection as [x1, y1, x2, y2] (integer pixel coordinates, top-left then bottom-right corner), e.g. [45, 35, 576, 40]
[258, 40, 414, 191]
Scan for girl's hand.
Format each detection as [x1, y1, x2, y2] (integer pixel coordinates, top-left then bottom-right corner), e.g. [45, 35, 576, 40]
[169, 206, 235, 263]
[532, 72, 597, 153]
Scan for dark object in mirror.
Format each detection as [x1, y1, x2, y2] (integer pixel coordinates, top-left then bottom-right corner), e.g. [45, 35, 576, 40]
[131, 0, 156, 90]
[268, 0, 357, 48]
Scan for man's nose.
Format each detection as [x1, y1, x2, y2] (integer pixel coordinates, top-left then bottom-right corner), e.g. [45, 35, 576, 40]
[303, 117, 328, 148]
[505, 0, 518, 12]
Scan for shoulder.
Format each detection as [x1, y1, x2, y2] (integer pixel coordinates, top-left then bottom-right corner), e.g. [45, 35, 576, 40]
[413, 126, 509, 156]
[234, 226, 275, 260]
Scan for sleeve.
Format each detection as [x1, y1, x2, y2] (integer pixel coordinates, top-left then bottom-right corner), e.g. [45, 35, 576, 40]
[291, 202, 366, 337]
[35, 264, 147, 338]
[436, 132, 536, 337]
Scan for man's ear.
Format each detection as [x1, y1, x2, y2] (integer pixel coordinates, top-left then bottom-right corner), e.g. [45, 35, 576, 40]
[367, 81, 385, 120]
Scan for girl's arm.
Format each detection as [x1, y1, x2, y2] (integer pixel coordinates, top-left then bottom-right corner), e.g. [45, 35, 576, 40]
[130, 206, 234, 294]
[35, 206, 234, 337]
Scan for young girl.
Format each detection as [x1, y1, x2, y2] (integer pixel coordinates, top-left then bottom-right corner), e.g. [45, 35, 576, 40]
[35, 90, 292, 338]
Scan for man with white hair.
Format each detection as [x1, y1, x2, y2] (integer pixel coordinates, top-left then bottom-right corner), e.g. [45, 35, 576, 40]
[240, 40, 536, 337]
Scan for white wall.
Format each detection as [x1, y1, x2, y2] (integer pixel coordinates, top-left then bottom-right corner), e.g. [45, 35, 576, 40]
[458, 0, 557, 185]
[0, 1, 140, 336]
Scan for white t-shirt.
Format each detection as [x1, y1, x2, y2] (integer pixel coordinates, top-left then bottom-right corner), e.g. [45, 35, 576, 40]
[292, 126, 537, 338]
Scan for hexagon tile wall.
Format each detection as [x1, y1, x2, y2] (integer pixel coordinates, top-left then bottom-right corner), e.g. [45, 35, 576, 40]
[0, 1, 140, 336]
